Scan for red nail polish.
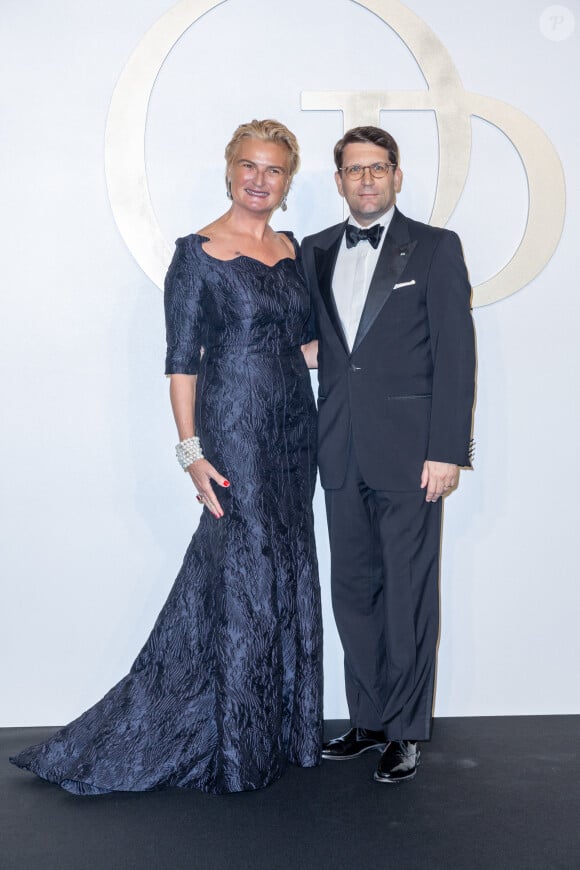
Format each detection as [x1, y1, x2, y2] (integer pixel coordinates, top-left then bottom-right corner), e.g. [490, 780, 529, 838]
[223, 480, 230, 487]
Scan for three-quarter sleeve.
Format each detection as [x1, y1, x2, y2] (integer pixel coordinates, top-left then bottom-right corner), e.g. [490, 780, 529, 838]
[295, 243, 317, 344]
[164, 236, 205, 375]
[300, 303, 317, 344]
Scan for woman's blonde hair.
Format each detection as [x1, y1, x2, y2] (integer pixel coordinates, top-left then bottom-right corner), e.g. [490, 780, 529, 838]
[225, 119, 300, 180]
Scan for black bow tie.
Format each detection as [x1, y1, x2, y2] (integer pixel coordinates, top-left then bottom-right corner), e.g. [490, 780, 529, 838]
[345, 223, 385, 249]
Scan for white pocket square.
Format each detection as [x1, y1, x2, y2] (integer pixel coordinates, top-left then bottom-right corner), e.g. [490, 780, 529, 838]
[393, 279, 416, 289]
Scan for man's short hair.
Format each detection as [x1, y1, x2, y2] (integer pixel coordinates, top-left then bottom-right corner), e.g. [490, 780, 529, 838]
[334, 126, 399, 171]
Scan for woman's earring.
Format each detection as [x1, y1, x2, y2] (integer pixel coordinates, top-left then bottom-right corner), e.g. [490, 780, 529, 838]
[280, 194, 288, 212]
[226, 180, 233, 200]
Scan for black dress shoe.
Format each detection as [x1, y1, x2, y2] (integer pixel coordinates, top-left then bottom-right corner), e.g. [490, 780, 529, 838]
[322, 727, 386, 760]
[373, 740, 420, 783]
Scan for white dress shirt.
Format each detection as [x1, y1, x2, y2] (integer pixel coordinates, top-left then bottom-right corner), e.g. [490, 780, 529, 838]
[333, 206, 395, 351]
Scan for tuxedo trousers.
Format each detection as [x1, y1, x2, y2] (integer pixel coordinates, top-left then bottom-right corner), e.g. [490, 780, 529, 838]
[324, 451, 442, 741]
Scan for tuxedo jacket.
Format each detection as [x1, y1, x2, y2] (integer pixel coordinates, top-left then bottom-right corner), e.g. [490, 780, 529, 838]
[301, 207, 476, 491]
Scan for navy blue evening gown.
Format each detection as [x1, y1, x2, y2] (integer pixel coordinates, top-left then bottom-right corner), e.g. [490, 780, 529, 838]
[10, 232, 323, 794]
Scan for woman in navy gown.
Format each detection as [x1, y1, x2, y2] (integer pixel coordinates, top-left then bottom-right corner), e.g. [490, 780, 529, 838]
[10, 119, 322, 795]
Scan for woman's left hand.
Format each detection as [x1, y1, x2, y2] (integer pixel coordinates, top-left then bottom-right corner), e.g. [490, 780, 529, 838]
[301, 340, 318, 369]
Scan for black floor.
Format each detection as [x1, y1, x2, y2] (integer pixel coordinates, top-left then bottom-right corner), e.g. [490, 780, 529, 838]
[2, 717, 579, 870]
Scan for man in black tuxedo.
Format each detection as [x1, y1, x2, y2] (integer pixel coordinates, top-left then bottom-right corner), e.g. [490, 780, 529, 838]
[301, 126, 475, 783]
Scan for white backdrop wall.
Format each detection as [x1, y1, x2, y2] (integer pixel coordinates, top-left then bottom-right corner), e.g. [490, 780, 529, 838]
[1, 0, 578, 726]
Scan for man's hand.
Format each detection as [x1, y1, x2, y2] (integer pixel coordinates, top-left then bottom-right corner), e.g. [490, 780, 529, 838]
[420, 461, 458, 503]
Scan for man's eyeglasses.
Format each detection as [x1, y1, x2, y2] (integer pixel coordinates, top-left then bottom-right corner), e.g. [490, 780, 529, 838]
[340, 162, 397, 180]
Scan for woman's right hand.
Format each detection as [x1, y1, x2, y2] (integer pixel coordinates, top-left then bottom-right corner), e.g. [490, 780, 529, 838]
[188, 458, 230, 518]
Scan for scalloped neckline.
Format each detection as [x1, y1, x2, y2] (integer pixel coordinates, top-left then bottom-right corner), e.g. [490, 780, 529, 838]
[194, 233, 296, 268]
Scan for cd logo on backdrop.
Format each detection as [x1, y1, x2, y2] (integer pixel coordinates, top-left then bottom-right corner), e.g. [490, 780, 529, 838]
[105, 0, 565, 307]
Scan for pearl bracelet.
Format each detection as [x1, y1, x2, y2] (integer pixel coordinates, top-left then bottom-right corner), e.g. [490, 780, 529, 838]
[175, 436, 204, 470]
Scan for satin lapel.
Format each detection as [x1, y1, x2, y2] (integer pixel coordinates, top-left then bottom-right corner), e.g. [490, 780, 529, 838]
[313, 222, 349, 355]
[351, 211, 417, 354]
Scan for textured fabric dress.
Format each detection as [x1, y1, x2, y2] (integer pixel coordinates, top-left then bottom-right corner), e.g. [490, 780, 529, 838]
[10, 232, 323, 795]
